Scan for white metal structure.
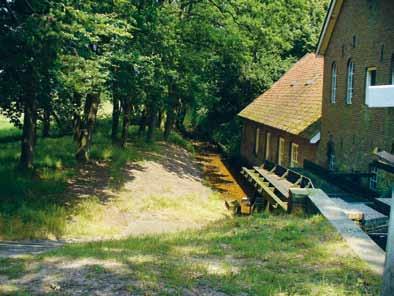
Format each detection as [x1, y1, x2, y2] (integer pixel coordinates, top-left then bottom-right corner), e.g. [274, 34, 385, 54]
[366, 85, 394, 108]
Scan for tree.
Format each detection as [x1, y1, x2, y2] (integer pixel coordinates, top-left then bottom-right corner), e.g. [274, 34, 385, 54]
[1, 0, 330, 169]
[0, 0, 62, 169]
[54, 0, 132, 161]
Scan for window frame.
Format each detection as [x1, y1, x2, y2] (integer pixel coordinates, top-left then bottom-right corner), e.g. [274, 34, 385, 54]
[254, 127, 260, 156]
[331, 62, 337, 103]
[365, 67, 377, 105]
[366, 67, 377, 87]
[346, 59, 355, 104]
[265, 132, 271, 160]
[290, 143, 299, 168]
[369, 166, 378, 191]
[391, 54, 394, 85]
[278, 137, 285, 166]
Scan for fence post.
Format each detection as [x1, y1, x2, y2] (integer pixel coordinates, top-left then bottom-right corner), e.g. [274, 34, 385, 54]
[382, 187, 394, 296]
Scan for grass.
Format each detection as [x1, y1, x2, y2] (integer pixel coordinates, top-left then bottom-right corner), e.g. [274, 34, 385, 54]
[0, 115, 196, 240]
[0, 214, 382, 295]
[0, 116, 21, 143]
[0, 114, 383, 295]
[0, 258, 28, 280]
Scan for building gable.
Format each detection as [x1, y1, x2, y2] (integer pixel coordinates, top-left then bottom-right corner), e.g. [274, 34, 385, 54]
[317, 0, 344, 56]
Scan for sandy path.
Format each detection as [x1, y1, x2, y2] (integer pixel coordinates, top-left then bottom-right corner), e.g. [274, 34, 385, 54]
[0, 142, 229, 256]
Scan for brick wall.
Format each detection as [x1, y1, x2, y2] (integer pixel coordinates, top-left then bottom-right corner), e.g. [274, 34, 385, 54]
[317, 0, 394, 191]
[241, 119, 318, 168]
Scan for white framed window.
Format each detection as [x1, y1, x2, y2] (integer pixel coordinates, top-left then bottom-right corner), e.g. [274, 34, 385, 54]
[365, 67, 377, 105]
[290, 143, 299, 167]
[369, 166, 378, 191]
[265, 132, 271, 160]
[254, 128, 260, 155]
[331, 62, 337, 103]
[278, 137, 285, 166]
[346, 60, 355, 104]
[366, 67, 377, 87]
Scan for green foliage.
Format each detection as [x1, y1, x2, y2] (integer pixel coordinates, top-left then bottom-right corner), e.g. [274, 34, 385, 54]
[0, 0, 330, 163]
[187, 0, 330, 151]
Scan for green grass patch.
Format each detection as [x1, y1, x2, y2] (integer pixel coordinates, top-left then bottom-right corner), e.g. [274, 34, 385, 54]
[167, 131, 195, 153]
[0, 115, 22, 143]
[0, 258, 28, 279]
[9, 214, 379, 295]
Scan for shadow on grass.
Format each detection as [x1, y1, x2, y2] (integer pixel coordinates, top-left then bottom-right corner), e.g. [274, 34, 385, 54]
[0, 118, 216, 241]
[0, 214, 382, 295]
[0, 120, 179, 241]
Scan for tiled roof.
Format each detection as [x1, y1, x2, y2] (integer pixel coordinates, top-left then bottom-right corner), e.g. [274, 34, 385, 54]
[238, 53, 324, 139]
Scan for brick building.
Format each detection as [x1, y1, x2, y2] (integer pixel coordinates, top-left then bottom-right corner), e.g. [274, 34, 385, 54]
[239, 53, 323, 168]
[316, 0, 394, 194]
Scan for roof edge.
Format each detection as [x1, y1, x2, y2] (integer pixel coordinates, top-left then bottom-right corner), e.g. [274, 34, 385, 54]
[238, 53, 318, 118]
[316, 0, 344, 55]
[240, 117, 321, 142]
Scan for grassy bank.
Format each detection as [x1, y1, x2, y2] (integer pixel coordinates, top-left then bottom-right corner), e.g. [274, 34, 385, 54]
[0, 214, 381, 295]
[0, 116, 196, 240]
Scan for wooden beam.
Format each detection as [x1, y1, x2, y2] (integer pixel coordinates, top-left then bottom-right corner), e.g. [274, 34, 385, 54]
[243, 168, 288, 211]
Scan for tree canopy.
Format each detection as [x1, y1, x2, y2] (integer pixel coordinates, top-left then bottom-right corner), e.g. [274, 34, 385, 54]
[0, 0, 329, 169]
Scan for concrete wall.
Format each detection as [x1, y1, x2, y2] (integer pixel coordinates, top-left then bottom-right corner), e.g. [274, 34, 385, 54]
[318, 0, 394, 192]
[241, 119, 318, 168]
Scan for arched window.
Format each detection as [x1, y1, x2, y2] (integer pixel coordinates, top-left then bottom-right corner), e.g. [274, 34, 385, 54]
[331, 62, 337, 103]
[346, 59, 354, 104]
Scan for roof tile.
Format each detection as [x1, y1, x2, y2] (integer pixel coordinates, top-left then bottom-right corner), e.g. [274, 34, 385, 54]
[238, 53, 323, 138]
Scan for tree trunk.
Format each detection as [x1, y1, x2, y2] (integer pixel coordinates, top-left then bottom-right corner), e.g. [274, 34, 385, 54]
[146, 107, 156, 142]
[42, 107, 51, 138]
[76, 93, 100, 162]
[164, 109, 174, 140]
[111, 96, 121, 143]
[19, 99, 37, 170]
[138, 110, 146, 136]
[157, 109, 163, 128]
[73, 93, 83, 142]
[121, 100, 131, 148]
[176, 104, 187, 134]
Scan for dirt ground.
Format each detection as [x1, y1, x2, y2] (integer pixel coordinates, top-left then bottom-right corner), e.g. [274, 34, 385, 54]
[62, 142, 232, 241]
[0, 142, 252, 295]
